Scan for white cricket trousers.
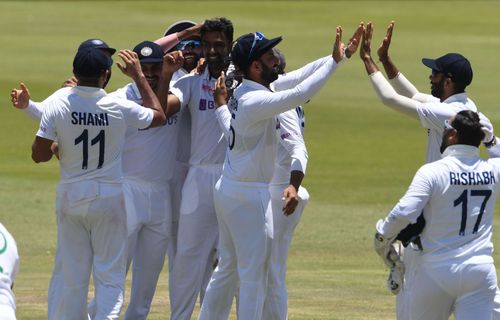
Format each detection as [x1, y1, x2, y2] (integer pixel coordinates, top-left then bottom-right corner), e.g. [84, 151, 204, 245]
[263, 185, 309, 320]
[168, 161, 189, 273]
[121, 178, 172, 320]
[199, 178, 273, 320]
[48, 216, 64, 320]
[57, 181, 127, 320]
[404, 260, 497, 320]
[169, 164, 222, 320]
[0, 305, 16, 320]
[398, 243, 500, 320]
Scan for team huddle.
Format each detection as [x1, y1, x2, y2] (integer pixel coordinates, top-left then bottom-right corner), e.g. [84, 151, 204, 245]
[1, 16, 499, 320]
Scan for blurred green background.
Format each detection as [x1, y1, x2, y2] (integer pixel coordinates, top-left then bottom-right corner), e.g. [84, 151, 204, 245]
[1, 1, 500, 319]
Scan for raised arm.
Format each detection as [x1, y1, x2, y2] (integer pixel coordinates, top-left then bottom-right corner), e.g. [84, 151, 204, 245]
[274, 23, 363, 91]
[157, 50, 184, 118]
[11, 83, 45, 120]
[213, 72, 232, 139]
[360, 22, 420, 119]
[117, 49, 165, 127]
[155, 23, 202, 53]
[376, 21, 434, 102]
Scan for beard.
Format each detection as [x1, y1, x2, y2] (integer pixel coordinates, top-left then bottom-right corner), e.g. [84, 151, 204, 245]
[431, 77, 445, 100]
[439, 140, 448, 154]
[261, 62, 279, 84]
[440, 130, 453, 153]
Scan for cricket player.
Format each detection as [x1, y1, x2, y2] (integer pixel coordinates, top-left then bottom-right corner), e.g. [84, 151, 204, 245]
[375, 110, 499, 320]
[360, 22, 497, 318]
[198, 24, 363, 320]
[158, 20, 204, 276]
[12, 37, 182, 319]
[212, 46, 336, 318]
[157, 17, 234, 320]
[104, 40, 178, 320]
[11, 39, 117, 320]
[0, 223, 20, 320]
[31, 47, 165, 319]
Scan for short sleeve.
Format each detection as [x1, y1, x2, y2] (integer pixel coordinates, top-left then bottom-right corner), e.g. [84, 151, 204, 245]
[120, 99, 154, 129]
[170, 74, 192, 110]
[36, 103, 57, 141]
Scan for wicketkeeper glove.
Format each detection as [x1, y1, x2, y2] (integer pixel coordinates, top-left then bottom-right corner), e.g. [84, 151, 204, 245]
[374, 222, 399, 268]
[479, 112, 495, 144]
[387, 258, 405, 295]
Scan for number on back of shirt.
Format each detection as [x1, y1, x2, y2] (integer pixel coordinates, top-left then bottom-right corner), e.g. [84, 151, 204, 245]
[74, 129, 105, 170]
[453, 189, 491, 236]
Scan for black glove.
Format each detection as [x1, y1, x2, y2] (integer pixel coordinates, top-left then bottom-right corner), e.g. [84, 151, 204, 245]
[395, 213, 425, 249]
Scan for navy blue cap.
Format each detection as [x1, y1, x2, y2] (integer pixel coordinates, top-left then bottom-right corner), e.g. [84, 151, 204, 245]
[73, 47, 113, 78]
[231, 32, 282, 70]
[422, 53, 473, 86]
[133, 41, 164, 64]
[78, 39, 116, 55]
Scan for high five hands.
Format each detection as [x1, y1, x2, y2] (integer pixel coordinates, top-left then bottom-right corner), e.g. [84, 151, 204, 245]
[332, 22, 364, 63]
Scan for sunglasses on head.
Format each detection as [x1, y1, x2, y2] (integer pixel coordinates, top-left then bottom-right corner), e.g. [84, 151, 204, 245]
[444, 119, 456, 132]
[248, 32, 265, 58]
[175, 40, 201, 51]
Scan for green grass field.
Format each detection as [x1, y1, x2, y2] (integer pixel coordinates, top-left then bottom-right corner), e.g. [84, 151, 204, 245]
[2, 1, 500, 319]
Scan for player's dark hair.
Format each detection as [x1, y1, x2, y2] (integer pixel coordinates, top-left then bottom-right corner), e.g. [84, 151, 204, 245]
[451, 110, 484, 147]
[452, 79, 467, 94]
[201, 17, 233, 44]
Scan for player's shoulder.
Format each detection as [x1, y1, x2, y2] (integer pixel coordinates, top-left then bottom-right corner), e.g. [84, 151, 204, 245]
[99, 93, 141, 112]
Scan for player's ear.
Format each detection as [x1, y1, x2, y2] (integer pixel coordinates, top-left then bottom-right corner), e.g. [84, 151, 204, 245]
[252, 60, 262, 72]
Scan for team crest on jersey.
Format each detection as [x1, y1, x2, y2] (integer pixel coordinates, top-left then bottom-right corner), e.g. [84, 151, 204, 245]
[141, 47, 153, 57]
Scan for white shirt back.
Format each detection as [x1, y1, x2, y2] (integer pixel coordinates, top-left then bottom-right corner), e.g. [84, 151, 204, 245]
[388, 145, 500, 264]
[170, 68, 226, 166]
[109, 83, 178, 182]
[36, 86, 153, 183]
[0, 223, 19, 309]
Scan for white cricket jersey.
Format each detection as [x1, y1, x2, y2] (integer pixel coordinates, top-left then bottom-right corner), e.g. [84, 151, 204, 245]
[224, 57, 337, 183]
[108, 83, 178, 182]
[170, 68, 226, 166]
[416, 93, 477, 163]
[0, 223, 19, 310]
[378, 145, 500, 264]
[271, 106, 307, 185]
[171, 70, 192, 164]
[36, 86, 154, 183]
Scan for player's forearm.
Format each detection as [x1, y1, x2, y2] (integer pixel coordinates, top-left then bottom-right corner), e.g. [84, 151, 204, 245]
[24, 100, 44, 120]
[362, 56, 380, 75]
[214, 105, 232, 139]
[369, 71, 420, 119]
[157, 72, 173, 115]
[246, 58, 338, 122]
[154, 33, 179, 53]
[273, 56, 331, 91]
[31, 137, 54, 163]
[288, 170, 304, 192]
[379, 56, 399, 79]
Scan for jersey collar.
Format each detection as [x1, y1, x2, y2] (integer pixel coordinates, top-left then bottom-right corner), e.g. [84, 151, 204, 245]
[442, 144, 480, 159]
[72, 86, 107, 98]
[443, 92, 468, 104]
